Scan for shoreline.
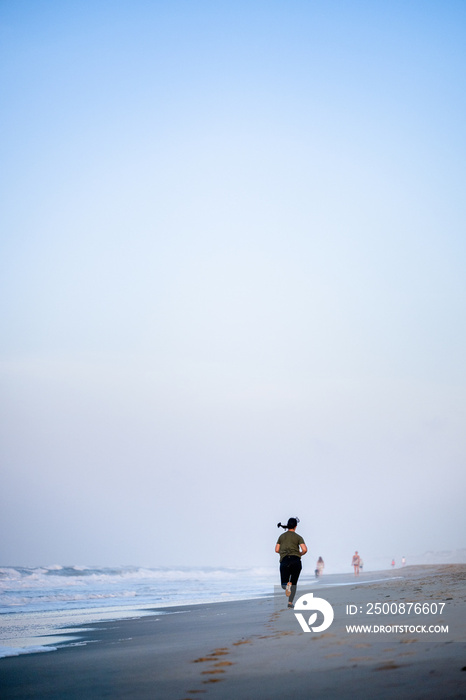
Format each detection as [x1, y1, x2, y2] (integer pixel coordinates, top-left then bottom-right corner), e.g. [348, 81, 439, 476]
[1, 564, 465, 699]
[0, 567, 407, 658]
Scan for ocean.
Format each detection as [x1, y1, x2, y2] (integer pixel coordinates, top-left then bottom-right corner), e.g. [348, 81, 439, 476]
[0, 564, 282, 658]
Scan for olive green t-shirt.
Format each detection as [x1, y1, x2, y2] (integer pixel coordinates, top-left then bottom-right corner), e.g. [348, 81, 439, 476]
[277, 531, 305, 562]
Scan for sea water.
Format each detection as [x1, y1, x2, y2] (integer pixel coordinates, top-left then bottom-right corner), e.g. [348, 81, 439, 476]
[0, 564, 281, 657]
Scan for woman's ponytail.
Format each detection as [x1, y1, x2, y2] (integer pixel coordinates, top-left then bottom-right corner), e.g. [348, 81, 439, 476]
[277, 517, 300, 530]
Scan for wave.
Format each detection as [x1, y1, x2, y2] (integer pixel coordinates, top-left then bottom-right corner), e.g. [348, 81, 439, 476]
[0, 565, 275, 587]
[0, 645, 58, 659]
[0, 565, 277, 618]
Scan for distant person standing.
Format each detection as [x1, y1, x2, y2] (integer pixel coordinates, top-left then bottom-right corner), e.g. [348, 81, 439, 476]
[352, 551, 361, 576]
[391, 559, 396, 568]
[276, 517, 307, 608]
[315, 557, 324, 578]
[401, 556, 406, 567]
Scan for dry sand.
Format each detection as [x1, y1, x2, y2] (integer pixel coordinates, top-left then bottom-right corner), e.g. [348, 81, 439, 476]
[1, 565, 465, 699]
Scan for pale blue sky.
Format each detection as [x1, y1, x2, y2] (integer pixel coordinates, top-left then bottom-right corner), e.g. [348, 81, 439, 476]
[1, 1, 465, 569]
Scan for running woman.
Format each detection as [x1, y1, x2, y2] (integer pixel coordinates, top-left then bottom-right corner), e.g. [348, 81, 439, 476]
[275, 517, 307, 608]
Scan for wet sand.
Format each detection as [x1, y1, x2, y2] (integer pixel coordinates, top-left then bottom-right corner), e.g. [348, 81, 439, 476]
[1, 565, 465, 699]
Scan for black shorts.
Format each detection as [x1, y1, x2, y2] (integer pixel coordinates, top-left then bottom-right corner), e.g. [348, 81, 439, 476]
[280, 555, 302, 586]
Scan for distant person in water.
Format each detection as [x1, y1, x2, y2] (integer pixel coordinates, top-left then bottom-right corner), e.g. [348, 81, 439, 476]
[352, 551, 361, 575]
[401, 556, 406, 566]
[315, 557, 324, 578]
[276, 517, 307, 608]
[391, 559, 396, 568]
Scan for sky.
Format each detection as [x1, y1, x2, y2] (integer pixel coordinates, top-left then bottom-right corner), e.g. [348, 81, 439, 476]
[1, 0, 465, 572]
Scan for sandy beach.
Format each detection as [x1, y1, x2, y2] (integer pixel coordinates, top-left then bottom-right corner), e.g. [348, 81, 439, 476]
[1, 564, 465, 699]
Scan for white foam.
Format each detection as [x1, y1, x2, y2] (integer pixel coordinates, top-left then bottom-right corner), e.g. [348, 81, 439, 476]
[0, 645, 57, 659]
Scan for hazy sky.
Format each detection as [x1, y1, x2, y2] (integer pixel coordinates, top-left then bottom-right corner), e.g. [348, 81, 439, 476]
[1, 0, 465, 571]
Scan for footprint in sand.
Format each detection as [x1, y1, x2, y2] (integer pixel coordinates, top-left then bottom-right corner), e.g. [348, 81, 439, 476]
[201, 669, 226, 675]
[374, 661, 402, 670]
[193, 648, 230, 663]
[213, 661, 234, 667]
